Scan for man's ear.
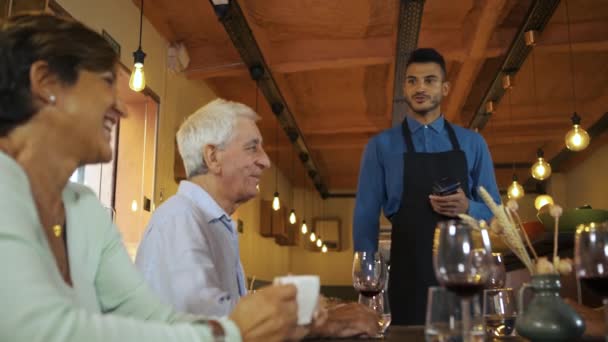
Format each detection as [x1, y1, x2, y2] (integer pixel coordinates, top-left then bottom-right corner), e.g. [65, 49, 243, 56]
[203, 144, 221, 174]
[442, 80, 450, 97]
[29, 60, 62, 106]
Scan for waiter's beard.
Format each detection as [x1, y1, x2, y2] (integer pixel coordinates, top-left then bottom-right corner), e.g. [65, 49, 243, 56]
[404, 94, 442, 117]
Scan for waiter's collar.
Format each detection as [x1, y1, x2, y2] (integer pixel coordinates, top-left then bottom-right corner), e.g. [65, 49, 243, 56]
[406, 115, 445, 133]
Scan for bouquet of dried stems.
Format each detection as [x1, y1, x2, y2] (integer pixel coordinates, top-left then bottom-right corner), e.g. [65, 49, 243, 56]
[459, 186, 572, 276]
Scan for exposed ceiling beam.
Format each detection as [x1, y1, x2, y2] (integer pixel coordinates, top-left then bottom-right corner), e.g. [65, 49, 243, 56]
[486, 130, 567, 145]
[444, 0, 507, 122]
[266, 133, 371, 151]
[537, 20, 608, 52]
[467, 0, 560, 130]
[391, 0, 425, 126]
[184, 17, 608, 80]
[186, 63, 248, 79]
[208, 0, 331, 197]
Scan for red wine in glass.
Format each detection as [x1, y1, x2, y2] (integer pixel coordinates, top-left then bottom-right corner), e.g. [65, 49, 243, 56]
[444, 282, 485, 298]
[360, 290, 382, 298]
[574, 222, 608, 340]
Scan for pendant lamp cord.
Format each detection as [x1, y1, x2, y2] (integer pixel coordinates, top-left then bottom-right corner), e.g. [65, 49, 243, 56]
[565, 0, 577, 113]
[508, 87, 515, 175]
[275, 117, 279, 192]
[138, 0, 144, 49]
[291, 145, 296, 207]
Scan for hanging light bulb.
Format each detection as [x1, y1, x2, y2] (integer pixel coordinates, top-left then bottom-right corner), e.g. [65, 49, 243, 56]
[131, 200, 138, 212]
[309, 232, 316, 242]
[129, 0, 146, 92]
[129, 55, 146, 92]
[534, 194, 554, 210]
[316, 238, 323, 247]
[507, 174, 525, 200]
[321, 244, 328, 253]
[563, 1, 589, 153]
[301, 220, 308, 234]
[531, 148, 552, 180]
[289, 209, 296, 224]
[565, 112, 590, 151]
[256, 184, 260, 192]
[272, 192, 280, 211]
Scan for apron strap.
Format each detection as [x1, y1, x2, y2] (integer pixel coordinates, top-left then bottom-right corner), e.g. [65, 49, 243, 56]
[401, 117, 416, 153]
[444, 121, 461, 151]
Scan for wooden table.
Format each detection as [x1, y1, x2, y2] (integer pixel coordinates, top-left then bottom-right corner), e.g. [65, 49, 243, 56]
[308, 325, 602, 341]
[308, 326, 426, 341]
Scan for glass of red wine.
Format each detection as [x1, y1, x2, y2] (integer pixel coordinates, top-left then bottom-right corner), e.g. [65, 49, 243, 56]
[433, 220, 493, 342]
[352, 251, 388, 337]
[574, 221, 608, 339]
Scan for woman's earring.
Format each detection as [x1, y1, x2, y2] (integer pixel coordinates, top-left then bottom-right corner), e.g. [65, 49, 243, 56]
[48, 94, 56, 104]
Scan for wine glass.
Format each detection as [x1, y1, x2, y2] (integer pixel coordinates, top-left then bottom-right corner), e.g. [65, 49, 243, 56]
[426, 286, 484, 341]
[487, 252, 506, 289]
[483, 288, 517, 338]
[574, 221, 608, 340]
[433, 220, 493, 342]
[352, 251, 388, 336]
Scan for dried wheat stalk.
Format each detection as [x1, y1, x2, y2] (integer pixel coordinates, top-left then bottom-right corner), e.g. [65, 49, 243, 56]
[478, 186, 536, 274]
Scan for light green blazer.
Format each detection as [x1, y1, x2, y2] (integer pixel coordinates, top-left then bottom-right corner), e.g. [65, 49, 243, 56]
[0, 151, 241, 342]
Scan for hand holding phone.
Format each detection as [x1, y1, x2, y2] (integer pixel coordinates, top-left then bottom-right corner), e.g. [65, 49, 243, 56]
[432, 177, 461, 196]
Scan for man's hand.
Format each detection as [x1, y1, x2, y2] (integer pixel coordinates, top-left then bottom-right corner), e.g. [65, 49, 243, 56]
[564, 298, 606, 338]
[286, 297, 329, 341]
[230, 284, 298, 342]
[429, 188, 469, 217]
[309, 302, 379, 338]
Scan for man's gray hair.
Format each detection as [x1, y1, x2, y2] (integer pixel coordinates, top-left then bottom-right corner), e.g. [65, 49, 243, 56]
[176, 98, 260, 178]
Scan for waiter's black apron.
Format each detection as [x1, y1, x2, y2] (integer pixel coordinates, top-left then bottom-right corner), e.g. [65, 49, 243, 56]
[388, 119, 470, 325]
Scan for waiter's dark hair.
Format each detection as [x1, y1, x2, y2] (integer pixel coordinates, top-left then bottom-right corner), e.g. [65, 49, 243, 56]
[406, 48, 447, 80]
[0, 13, 118, 136]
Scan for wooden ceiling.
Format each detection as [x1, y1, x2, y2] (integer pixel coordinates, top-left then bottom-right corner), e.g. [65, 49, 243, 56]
[139, 0, 608, 193]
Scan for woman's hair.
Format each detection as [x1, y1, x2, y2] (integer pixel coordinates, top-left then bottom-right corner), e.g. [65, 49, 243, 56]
[177, 98, 260, 178]
[0, 13, 118, 136]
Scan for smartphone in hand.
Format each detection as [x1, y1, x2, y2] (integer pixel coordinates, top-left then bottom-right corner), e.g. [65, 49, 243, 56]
[432, 177, 461, 196]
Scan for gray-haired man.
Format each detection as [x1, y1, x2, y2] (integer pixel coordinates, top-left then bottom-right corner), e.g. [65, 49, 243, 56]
[136, 98, 379, 338]
[136, 98, 269, 317]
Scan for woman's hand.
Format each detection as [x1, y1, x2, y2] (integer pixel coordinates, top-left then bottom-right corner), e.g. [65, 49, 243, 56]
[230, 284, 298, 342]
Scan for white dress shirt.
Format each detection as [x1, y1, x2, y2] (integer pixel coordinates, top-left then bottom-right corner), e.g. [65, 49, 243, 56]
[136, 181, 247, 317]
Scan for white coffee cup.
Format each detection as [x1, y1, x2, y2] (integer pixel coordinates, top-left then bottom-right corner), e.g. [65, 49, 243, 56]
[273, 275, 320, 325]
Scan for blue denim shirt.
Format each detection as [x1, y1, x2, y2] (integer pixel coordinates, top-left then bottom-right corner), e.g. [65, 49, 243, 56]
[353, 116, 501, 251]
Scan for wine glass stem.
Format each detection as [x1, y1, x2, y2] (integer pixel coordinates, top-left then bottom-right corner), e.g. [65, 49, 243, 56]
[461, 297, 472, 342]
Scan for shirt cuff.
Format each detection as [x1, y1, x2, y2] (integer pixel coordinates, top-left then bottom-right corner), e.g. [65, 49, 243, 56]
[216, 317, 242, 342]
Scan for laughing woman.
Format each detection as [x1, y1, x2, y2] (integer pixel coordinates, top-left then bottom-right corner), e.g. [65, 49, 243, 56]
[0, 13, 299, 342]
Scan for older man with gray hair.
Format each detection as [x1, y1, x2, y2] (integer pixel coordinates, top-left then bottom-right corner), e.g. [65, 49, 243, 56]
[136, 98, 269, 317]
[136, 98, 379, 339]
